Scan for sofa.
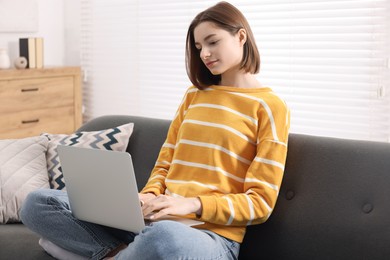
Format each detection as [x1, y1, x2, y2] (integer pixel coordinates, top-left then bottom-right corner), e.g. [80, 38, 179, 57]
[1, 114, 390, 260]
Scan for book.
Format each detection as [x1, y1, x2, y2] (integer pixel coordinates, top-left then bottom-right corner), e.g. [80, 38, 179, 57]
[19, 38, 36, 69]
[28, 38, 36, 69]
[19, 38, 29, 67]
[35, 37, 44, 69]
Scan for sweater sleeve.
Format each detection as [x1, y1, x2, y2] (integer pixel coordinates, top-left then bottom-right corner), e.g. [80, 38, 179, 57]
[198, 96, 290, 226]
[140, 87, 195, 195]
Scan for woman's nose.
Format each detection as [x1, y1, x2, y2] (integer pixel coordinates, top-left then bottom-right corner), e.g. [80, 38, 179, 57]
[201, 48, 211, 60]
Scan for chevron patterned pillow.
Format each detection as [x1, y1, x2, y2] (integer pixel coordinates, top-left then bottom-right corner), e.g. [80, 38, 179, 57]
[42, 122, 134, 190]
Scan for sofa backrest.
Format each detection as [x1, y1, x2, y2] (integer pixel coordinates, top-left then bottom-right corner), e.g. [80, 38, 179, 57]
[77, 115, 170, 189]
[240, 133, 390, 260]
[79, 115, 390, 260]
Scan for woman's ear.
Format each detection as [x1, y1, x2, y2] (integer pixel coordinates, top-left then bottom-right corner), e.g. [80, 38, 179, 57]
[238, 28, 247, 46]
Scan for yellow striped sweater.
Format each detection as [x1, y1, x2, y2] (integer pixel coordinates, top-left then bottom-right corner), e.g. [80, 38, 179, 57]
[141, 85, 290, 243]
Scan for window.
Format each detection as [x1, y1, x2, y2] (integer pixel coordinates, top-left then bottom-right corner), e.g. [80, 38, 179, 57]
[80, 0, 390, 142]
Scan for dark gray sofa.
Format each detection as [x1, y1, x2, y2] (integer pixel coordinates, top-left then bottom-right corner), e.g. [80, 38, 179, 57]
[1, 115, 390, 260]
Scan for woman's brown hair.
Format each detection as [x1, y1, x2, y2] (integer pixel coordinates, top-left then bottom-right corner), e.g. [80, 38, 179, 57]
[186, 1, 260, 90]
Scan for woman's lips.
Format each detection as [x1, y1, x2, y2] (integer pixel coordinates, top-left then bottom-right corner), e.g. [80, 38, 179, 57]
[205, 60, 218, 68]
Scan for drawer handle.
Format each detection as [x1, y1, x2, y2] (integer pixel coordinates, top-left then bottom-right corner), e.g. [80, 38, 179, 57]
[22, 119, 40, 124]
[21, 88, 39, 92]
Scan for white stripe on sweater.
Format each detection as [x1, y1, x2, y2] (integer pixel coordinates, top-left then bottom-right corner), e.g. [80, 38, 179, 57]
[254, 157, 285, 170]
[162, 143, 176, 149]
[154, 160, 171, 167]
[183, 119, 256, 145]
[228, 92, 279, 141]
[265, 139, 288, 147]
[245, 178, 279, 191]
[260, 196, 272, 213]
[188, 103, 258, 126]
[179, 139, 251, 165]
[172, 159, 245, 183]
[149, 174, 165, 181]
[246, 189, 272, 222]
[165, 189, 183, 198]
[165, 178, 229, 193]
[224, 196, 235, 225]
[244, 194, 255, 225]
[173, 88, 198, 121]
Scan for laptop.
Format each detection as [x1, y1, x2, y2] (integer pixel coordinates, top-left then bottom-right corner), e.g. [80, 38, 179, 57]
[57, 145, 203, 233]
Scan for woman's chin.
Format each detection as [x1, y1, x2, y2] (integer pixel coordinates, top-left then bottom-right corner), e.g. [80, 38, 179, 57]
[208, 68, 223, 75]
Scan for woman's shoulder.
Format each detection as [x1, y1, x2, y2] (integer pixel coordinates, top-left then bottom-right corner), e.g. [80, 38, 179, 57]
[254, 88, 287, 106]
[246, 89, 290, 118]
[186, 85, 199, 93]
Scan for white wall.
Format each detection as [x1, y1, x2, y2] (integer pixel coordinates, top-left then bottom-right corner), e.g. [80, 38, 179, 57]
[0, 0, 80, 68]
[64, 0, 80, 66]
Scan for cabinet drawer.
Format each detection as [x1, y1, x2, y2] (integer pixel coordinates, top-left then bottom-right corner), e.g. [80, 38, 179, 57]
[0, 77, 74, 113]
[0, 106, 75, 139]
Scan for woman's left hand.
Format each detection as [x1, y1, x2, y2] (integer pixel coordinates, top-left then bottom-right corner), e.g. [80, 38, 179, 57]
[141, 195, 202, 220]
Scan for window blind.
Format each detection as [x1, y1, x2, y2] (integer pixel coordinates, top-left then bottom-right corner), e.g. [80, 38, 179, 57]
[80, 0, 139, 121]
[80, 0, 390, 142]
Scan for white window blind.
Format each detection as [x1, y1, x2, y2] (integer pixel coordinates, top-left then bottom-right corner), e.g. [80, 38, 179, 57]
[80, 0, 390, 142]
[80, 0, 139, 119]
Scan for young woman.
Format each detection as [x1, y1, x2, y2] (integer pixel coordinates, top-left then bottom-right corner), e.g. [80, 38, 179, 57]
[21, 2, 290, 259]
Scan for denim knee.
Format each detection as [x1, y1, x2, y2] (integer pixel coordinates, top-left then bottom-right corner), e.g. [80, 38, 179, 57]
[141, 221, 189, 255]
[20, 189, 47, 226]
[20, 189, 65, 228]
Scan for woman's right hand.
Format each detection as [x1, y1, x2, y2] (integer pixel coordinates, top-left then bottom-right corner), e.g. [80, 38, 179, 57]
[139, 193, 156, 206]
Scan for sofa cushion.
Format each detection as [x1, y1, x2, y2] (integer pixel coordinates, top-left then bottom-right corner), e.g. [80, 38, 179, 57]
[0, 136, 49, 223]
[42, 123, 134, 190]
[0, 223, 54, 259]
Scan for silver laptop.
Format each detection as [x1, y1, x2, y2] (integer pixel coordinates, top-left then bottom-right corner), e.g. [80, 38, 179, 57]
[57, 145, 203, 233]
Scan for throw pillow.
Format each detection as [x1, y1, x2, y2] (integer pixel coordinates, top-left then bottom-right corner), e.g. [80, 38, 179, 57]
[0, 136, 49, 223]
[42, 123, 134, 190]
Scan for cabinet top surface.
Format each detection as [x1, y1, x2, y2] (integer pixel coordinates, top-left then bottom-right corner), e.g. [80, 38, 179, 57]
[0, 67, 81, 79]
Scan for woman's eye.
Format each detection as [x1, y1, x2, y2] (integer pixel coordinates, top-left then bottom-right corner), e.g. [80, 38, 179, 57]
[209, 40, 219, 45]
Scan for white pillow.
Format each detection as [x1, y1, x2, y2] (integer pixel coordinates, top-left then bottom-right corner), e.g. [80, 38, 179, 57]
[0, 136, 49, 223]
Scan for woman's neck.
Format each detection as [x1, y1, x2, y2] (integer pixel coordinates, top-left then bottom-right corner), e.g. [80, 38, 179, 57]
[220, 71, 262, 89]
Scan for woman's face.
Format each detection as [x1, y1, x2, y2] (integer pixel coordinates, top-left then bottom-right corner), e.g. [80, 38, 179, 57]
[193, 21, 245, 76]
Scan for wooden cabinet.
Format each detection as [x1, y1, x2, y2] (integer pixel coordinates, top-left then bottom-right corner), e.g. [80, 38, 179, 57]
[0, 67, 82, 139]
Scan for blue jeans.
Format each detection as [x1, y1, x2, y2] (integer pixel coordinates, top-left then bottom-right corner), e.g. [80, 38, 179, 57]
[20, 189, 240, 260]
